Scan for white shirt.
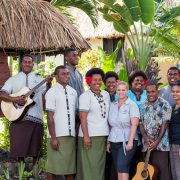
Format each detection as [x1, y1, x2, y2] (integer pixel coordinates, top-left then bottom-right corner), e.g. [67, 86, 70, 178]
[78, 89, 110, 137]
[0, 72, 46, 123]
[45, 83, 77, 138]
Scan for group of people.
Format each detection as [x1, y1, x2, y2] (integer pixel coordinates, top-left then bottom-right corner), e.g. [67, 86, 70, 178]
[0, 48, 179, 180]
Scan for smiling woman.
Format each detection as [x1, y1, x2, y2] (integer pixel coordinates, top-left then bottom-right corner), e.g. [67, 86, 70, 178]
[108, 81, 139, 180]
[169, 81, 180, 180]
[76, 68, 110, 180]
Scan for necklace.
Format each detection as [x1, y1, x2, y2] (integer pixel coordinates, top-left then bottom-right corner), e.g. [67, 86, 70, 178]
[91, 90, 107, 118]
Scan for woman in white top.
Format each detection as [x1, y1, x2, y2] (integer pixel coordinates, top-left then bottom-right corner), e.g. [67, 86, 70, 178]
[107, 81, 139, 180]
[76, 68, 110, 180]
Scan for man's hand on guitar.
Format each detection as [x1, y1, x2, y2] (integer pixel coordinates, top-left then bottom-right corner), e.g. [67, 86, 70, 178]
[12, 96, 26, 105]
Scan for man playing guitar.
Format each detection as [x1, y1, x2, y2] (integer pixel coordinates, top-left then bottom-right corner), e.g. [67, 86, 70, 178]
[0, 54, 52, 168]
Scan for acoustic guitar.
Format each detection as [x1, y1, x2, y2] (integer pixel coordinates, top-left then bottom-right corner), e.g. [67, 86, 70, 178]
[132, 149, 158, 180]
[133, 124, 160, 180]
[1, 74, 53, 122]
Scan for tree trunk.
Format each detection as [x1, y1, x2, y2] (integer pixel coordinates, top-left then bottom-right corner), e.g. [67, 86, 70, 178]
[0, 49, 10, 117]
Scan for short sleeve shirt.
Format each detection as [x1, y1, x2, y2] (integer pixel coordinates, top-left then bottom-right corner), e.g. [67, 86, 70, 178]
[108, 98, 140, 143]
[45, 83, 77, 137]
[140, 97, 172, 151]
[78, 89, 110, 137]
[0, 72, 46, 123]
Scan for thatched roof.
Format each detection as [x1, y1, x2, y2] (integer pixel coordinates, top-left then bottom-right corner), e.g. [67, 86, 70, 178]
[70, 8, 124, 39]
[0, 0, 90, 55]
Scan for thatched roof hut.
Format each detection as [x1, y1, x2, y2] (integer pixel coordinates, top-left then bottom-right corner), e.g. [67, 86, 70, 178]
[0, 0, 90, 55]
[70, 8, 124, 39]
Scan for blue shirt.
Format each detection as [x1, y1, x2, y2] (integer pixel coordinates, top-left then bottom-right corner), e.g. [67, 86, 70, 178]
[127, 90, 147, 108]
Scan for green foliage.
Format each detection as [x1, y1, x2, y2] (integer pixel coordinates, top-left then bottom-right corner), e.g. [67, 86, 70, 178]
[0, 118, 10, 151]
[9, 57, 19, 76]
[138, 0, 155, 24]
[118, 64, 128, 82]
[78, 49, 101, 80]
[3, 168, 10, 180]
[99, 40, 122, 73]
[18, 161, 25, 180]
[99, 0, 180, 71]
[151, 5, 180, 57]
[123, 0, 141, 22]
[34, 60, 56, 78]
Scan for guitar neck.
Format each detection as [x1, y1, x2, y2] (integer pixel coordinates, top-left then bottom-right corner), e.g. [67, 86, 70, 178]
[25, 77, 49, 97]
[143, 149, 151, 171]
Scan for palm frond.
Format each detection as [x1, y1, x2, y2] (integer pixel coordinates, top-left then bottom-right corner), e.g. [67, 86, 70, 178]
[51, 0, 98, 27]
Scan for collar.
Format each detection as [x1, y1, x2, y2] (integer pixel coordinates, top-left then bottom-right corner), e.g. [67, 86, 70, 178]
[105, 89, 116, 102]
[146, 97, 160, 107]
[20, 71, 33, 76]
[66, 64, 76, 71]
[131, 89, 144, 96]
[123, 97, 131, 105]
[56, 83, 68, 90]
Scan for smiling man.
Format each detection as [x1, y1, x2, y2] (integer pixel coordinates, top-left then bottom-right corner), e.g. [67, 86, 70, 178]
[45, 66, 77, 180]
[0, 54, 51, 167]
[139, 83, 172, 180]
[160, 67, 180, 106]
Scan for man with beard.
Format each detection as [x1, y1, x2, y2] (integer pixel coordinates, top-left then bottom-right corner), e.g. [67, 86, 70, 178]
[160, 67, 180, 107]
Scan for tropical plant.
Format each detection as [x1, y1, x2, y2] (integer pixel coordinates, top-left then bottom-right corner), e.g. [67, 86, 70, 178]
[98, 0, 180, 71]
[18, 161, 25, 180]
[3, 168, 10, 180]
[99, 40, 121, 73]
[0, 118, 10, 151]
[51, 0, 98, 27]
[152, 5, 180, 57]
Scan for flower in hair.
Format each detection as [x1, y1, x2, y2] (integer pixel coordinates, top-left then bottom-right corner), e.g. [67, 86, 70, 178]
[144, 79, 148, 85]
[116, 80, 121, 85]
[86, 76, 92, 85]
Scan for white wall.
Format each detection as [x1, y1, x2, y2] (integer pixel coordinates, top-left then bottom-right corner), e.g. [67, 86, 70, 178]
[45, 54, 64, 66]
[88, 38, 103, 50]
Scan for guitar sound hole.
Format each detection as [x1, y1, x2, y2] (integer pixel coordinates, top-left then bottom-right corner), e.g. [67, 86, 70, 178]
[13, 103, 24, 109]
[141, 170, 148, 179]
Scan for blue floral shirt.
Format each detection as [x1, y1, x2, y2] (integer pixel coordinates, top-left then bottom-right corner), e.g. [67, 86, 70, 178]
[140, 97, 172, 152]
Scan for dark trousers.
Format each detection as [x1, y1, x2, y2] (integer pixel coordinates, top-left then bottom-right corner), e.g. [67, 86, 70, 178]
[105, 152, 118, 180]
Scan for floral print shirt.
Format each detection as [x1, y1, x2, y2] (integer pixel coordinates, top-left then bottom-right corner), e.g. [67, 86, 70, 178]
[140, 97, 172, 152]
